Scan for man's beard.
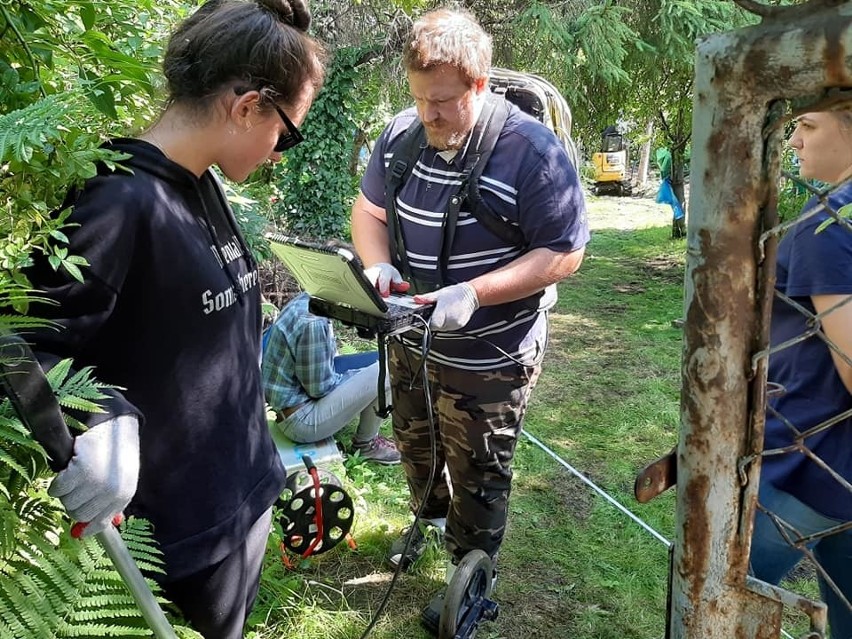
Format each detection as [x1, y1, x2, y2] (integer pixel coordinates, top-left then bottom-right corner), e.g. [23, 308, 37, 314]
[425, 125, 469, 151]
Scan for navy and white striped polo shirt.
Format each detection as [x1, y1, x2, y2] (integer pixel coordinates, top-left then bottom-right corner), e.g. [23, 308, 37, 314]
[360, 100, 589, 370]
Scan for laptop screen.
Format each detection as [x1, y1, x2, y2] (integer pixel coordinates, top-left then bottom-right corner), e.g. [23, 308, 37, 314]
[266, 234, 391, 317]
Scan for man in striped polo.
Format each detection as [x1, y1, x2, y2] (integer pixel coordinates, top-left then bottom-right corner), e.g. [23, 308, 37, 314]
[350, 6, 589, 619]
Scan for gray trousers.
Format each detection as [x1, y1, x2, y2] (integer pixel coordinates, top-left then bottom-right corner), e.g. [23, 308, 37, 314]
[278, 361, 387, 444]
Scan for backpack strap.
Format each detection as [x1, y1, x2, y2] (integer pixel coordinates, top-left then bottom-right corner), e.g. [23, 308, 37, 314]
[437, 95, 512, 285]
[384, 121, 425, 285]
[464, 95, 525, 248]
[384, 95, 526, 291]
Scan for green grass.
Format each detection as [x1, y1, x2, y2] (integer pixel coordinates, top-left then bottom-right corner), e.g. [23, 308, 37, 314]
[249, 205, 687, 639]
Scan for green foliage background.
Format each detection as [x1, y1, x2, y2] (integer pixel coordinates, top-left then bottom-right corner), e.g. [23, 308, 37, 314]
[0, 0, 814, 634]
[0, 1, 196, 635]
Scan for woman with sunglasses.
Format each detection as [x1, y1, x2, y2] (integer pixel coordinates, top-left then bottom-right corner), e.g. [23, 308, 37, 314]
[24, 1, 324, 636]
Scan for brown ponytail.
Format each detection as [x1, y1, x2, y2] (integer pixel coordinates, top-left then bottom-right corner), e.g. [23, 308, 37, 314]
[163, 0, 325, 113]
[255, 0, 311, 32]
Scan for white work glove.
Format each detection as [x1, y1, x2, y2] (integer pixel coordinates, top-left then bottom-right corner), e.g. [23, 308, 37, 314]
[414, 282, 480, 331]
[48, 414, 140, 537]
[364, 262, 410, 297]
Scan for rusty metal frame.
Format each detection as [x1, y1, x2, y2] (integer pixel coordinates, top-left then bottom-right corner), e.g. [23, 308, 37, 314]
[671, 1, 852, 637]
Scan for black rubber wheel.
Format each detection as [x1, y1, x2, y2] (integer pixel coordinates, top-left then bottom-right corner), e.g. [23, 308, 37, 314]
[439, 550, 493, 639]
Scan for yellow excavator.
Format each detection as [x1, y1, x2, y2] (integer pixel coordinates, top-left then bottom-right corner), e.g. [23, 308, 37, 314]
[592, 126, 632, 196]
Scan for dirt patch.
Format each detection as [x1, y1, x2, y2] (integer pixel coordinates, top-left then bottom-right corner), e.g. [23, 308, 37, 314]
[490, 559, 582, 638]
[551, 471, 597, 522]
[586, 193, 673, 231]
[612, 282, 646, 295]
[638, 257, 684, 284]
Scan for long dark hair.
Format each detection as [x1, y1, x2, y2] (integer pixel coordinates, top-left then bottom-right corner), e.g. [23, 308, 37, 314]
[163, 0, 326, 113]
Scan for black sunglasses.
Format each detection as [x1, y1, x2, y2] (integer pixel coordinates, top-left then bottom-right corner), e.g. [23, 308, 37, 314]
[271, 104, 304, 152]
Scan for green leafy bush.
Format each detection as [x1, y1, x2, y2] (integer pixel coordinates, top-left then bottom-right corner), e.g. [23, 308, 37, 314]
[1, 2, 199, 635]
[265, 46, 380, 241]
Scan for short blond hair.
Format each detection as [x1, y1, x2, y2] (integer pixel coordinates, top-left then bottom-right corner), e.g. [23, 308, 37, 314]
[402, 8, 492, 85]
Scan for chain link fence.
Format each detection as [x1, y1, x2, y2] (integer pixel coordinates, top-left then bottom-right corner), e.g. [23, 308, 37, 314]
[750, 166, 852, 637]
[668, 2, 852, 638]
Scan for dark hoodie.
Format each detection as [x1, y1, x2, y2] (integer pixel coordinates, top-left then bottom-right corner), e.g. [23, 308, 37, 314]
[25, 139, 285, 580]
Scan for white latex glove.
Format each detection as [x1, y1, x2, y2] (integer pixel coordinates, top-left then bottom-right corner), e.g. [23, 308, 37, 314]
[364, 262, 410, 297]
[414, 282, 480, 331]
[48, 414, 140, 537]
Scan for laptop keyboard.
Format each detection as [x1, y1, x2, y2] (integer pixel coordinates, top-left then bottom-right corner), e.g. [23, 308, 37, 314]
[308, 297, 433, 336]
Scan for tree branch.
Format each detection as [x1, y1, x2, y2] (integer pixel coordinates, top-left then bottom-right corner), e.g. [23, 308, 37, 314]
[658, 109, 673, 142]
[0, 6, 46, 99]
[731, 0, 776, 16]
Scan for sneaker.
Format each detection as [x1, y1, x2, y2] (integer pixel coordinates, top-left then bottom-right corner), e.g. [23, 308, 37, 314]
[420, 588, 445, 635]
[352, 435, 401, 465]
[388, 521, 440, 570]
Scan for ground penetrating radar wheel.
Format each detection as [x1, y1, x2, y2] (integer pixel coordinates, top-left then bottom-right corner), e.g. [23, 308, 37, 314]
[439, 550, 494, 639]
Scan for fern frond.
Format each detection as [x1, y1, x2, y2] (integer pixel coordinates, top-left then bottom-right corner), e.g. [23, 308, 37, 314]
[17, 495, 64, 542]
[0, 314, 56, 331]
[0, 93, 90, 165]
[0, 579, 31, 639]
[70, 603, 145, 621]
[57, 396, 108, 414]
[0, 403, 43, 485]
[44, 359, 73, 388]
[72, 593, 137, 610]
[62, 415, 88, 432]
[58, 620, 150, 637]
[0, 447, 34, 483]
[49, 361, 113, 417]
[0, 501, 19, 560]
[0, 420, 45, 452]
[0, 553, 61, 638]
[64, 366, 111, 396]
[0, 521, 168, 638]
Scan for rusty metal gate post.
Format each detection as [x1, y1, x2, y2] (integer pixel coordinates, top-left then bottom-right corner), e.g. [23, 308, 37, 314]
[672, 2, 852, 637]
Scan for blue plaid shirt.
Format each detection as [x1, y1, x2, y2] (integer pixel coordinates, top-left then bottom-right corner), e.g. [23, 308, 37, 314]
[261, 293, 340, 410]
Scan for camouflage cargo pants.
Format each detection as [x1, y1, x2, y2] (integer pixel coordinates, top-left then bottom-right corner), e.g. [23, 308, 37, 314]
[388, 340, 542, 564]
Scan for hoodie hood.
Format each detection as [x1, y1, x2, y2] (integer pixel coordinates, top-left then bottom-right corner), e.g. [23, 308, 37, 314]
[105, 137, 202, 188]
[103, 137, 255, 304]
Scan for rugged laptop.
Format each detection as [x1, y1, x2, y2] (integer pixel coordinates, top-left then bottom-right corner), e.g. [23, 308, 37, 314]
[266, 233, 432, 335]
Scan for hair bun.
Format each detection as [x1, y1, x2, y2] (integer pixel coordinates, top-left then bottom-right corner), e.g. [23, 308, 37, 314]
[256, 0, 311, 32]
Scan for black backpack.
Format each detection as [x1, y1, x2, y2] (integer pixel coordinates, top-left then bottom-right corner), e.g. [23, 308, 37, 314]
[383, 68, 578, 293]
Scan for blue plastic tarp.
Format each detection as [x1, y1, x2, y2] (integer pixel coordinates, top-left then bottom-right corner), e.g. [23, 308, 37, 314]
[656, 177, 685, 221]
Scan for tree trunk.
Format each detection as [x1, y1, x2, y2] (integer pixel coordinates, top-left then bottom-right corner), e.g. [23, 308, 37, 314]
[637, 118, 654, 186]
[671, 146, 687, 239]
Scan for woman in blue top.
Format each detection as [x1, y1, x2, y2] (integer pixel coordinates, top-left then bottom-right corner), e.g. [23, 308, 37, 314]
[750, 109, 852, 638]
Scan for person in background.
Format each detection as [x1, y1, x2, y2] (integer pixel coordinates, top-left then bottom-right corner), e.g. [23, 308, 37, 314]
[262, 290, 401, 464]
[750, 109, 852, 639]
[350, 7, 589, 627]
[23, 1, 325, 637]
